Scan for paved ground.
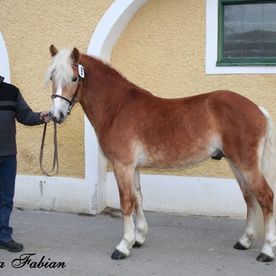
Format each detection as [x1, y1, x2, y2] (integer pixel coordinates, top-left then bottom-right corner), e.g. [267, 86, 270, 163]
[0, 208, 275, 276]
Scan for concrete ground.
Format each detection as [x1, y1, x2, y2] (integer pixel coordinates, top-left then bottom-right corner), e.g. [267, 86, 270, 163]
[0, 209, 275, 276]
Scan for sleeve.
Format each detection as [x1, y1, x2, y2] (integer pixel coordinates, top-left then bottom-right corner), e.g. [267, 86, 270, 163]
[16, 91, 42, 126]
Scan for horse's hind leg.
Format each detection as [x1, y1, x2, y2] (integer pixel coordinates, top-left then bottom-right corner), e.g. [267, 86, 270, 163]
[111, 162, 136, 260]
[236, 166, 276, 262]
[230, 165, 258, 250]
[133, 169, 148, 247]
[249, 171, 276, 262]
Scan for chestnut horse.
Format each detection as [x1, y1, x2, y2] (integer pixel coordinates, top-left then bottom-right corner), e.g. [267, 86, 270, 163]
[46, 45, 276, 262]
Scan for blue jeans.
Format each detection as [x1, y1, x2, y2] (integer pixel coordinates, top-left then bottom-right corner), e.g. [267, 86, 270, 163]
[0, 155, 16, 242]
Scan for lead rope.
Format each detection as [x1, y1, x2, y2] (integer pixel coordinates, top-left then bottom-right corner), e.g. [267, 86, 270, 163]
[39, 122, 59, 176]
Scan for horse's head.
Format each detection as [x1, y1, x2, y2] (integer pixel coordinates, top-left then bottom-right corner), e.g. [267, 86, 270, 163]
[46, 45, 85, 124]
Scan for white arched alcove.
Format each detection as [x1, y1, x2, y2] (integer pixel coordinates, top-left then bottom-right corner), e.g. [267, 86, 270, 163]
[85, 0, 148, 213]
[0, 32, 10, 82]
[85, 0, 246, 216]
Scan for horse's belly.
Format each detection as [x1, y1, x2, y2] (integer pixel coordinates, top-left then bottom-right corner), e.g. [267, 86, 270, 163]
[137, 139, 217, 169]
[140, 154, 210, 170]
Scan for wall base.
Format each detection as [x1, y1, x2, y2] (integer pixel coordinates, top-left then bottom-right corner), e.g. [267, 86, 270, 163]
[14, 175, 94, 214]
[106, 173, 246, 217]
[14, 174, 246, 218]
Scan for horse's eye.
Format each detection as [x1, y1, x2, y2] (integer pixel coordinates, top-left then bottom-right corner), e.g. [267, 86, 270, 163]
[72, 76, 78, 82]
[50, 69, 55, 81]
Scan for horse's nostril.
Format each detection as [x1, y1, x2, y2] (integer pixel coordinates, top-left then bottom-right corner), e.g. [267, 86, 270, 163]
[52, 116, 58, 123]
[59, 113, 65, 121]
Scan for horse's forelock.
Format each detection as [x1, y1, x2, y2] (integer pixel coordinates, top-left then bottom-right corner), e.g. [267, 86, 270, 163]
[46, 48, 73, 86]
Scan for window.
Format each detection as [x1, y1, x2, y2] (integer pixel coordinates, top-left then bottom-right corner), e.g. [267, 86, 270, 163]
[217, 0, 276, 66]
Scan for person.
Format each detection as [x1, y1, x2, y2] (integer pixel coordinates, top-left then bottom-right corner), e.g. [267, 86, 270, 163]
[0, 75, 50, 252]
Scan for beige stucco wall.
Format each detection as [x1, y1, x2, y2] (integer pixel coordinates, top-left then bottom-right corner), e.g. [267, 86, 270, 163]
[2, 0, 276, 180]
[111, 0, 276, 178]
[0, 0, 113, 177]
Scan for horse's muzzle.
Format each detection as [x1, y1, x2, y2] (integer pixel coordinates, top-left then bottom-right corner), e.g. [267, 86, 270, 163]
[50, 111, 65, 124]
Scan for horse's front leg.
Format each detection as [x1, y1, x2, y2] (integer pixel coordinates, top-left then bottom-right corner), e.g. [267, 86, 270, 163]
[111, 162, 136, 260]
[133, 168, 148, 247]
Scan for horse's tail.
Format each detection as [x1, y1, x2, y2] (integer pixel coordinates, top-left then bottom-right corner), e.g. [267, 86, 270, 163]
[256, 107, 276, 237]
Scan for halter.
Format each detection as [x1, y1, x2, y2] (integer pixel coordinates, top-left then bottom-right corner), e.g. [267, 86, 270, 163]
[51, 63, 85, 115]
[41, 64, 85, 176]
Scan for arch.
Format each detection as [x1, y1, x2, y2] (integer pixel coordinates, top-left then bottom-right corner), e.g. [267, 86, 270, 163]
[85, 0, 244, 216]
[86, 0, 148, 213]
[0, 32, 10, 82]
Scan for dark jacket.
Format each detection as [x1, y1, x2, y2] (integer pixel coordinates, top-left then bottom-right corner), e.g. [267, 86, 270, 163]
[0, 80, 42, 156]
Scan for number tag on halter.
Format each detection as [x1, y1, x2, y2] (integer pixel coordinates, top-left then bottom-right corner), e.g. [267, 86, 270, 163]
[78, 64, 85, 79]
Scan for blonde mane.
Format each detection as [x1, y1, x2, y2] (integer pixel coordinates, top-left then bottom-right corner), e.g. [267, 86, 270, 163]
[45, 48, 74, 86]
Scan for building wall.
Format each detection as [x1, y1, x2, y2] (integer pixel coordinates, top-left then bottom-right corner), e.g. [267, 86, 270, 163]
[0, 0, 113, 177]
[1, 0, 276, 182]
[111, 0, 276, 178]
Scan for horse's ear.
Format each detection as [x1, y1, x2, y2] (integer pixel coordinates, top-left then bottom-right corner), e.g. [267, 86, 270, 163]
[50, 45, 58, 57]
[71, 48, 80, 63]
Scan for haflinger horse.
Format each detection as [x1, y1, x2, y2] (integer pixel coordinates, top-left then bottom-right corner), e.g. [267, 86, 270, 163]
[46, 45, 276, 262]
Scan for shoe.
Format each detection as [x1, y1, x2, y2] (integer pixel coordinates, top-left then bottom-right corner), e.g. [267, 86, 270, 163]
[0, 239, 24, 252]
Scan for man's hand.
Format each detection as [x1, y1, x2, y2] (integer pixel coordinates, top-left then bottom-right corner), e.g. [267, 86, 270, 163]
[40, 112, 51, 123]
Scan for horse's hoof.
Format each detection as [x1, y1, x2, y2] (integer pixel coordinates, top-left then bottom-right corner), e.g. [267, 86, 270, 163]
[111, 249, 127, 260]
[133, 241, 143, 248]
[233, 241, 248, 250]
[256, 253, 274, 262]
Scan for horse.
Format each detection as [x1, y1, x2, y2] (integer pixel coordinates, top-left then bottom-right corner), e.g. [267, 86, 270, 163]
[46, 45, 276, 262]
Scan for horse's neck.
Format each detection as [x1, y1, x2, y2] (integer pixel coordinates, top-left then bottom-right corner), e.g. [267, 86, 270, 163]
[79, 56, 130, 136]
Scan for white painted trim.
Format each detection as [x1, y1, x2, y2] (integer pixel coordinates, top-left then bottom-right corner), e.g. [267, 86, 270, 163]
[87, 0, 148, 61]
[0, 32, 10, 82]
[14, 176, 91, 214]
[106, 173, 246, 217]
[85, 0, 148, 213]
[206, 0, 276, 74]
